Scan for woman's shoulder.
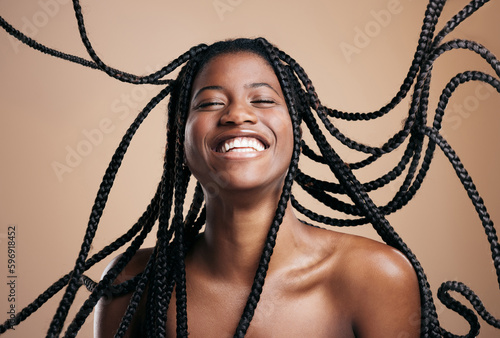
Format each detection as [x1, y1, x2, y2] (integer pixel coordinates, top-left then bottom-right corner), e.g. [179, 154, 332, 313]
[318, 229, 421, 336]
[94, 247, 154, 338]
[335, 232, 416, 280]
[305, 226, 416, 278]
[102, 247, 154, 284]
[316, 229, 418, 295]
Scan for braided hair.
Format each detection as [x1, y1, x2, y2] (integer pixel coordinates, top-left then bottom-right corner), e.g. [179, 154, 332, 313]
[0, 0, 499, 337]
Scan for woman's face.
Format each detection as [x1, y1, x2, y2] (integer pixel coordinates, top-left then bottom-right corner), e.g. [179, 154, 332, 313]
[184, 51, 294, 196]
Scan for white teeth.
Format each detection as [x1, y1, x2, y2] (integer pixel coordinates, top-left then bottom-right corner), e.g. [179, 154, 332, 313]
[218, 137, 266, 153]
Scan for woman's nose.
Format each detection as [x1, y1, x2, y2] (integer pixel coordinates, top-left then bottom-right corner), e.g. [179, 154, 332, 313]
[219, 102, 258, 125]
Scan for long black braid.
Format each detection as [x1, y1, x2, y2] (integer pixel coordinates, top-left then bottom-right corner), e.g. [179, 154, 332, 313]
[0, 0, 499, 337]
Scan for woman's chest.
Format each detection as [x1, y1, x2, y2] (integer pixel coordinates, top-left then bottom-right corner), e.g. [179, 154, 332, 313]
[164, 277, 354, 337]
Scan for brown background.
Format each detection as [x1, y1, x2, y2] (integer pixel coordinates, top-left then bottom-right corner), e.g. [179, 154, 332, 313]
[1, 0, 499, 336]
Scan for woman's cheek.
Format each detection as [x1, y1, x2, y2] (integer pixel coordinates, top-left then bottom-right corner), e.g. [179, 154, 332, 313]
[184, 123, 197, 167]
[184, 117, 209, 173]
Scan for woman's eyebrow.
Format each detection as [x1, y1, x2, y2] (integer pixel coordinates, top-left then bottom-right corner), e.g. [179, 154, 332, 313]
[192, 83, 280, 101]
[192, 85, 223, 100]
[245, 82, 280, 95]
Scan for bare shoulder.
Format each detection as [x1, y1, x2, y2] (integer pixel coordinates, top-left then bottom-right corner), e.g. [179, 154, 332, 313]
[306, 226, 417, 284]
[337, 233, 418, 286]
[317, 229, 421, 337]
[102, 247, 154, 284]
[94, 247, 153, 338]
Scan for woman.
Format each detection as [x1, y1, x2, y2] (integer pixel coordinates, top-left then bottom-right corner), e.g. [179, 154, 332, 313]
[94, 40, 421, 337]
[0, 0, 499, 337]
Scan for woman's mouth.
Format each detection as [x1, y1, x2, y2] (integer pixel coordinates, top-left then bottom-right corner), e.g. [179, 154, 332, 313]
[216, 137, 267, 153]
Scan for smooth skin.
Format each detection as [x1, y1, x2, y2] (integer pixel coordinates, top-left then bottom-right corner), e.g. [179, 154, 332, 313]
[94, 52, 420, 337]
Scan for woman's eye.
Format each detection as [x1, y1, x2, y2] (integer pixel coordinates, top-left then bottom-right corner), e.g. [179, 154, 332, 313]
[252, 99, 275, 106]
[197, 101, 224, 109]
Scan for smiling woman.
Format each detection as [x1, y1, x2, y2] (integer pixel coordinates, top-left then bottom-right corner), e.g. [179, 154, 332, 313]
[0, 0, 499, 337]
[92, 39, 422, 338]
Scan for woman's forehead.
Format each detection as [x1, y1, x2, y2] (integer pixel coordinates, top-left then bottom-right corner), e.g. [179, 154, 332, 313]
[192, 52, 279, 89]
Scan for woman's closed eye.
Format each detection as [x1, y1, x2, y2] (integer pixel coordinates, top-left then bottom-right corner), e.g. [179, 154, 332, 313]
[251, 99, 276, 107]
[196, 101, 225, 109]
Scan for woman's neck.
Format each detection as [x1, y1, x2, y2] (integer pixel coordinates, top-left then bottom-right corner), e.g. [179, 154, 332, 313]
[190, 189, 302, 284]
